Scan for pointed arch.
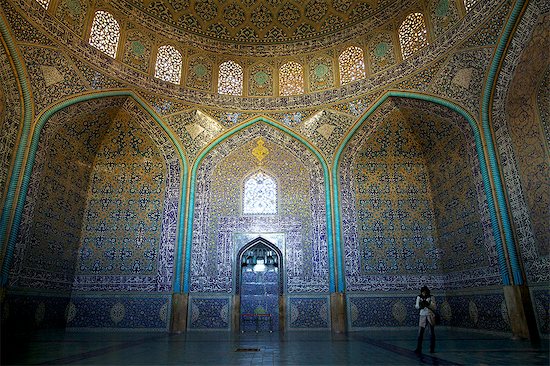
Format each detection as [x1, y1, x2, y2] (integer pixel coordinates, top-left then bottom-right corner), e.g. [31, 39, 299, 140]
[1, 90, 189, 292]
[154, 45, 182, 84]
[89, 10, 120, 58]
[333, 91, 512, 290]
[398, 13, 429, 60]
[184, 117, 335, 293]
[243, 169, 278, 215]
[338, 46, 366, 85]
[279, 61, 304, 96]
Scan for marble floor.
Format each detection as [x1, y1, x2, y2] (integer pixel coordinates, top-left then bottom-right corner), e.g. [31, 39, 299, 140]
[2, 328, 548, 365]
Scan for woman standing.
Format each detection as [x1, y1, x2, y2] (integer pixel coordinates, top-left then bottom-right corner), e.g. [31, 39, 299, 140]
[414, 286, 436, 354]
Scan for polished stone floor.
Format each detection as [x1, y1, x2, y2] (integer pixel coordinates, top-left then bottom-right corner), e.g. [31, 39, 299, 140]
[2, 328, 548, 365]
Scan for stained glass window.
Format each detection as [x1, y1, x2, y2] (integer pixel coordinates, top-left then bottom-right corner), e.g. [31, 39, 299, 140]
[399, 13, 429, 60]
[36, 0, 50, 8]
[463, 0, 479, 12]
[243, 171, 277, 215]
[154, 45, 182, 84]
[218, 60, 243, 95]
[89, 11, 120, 58]
[339, 46, 366, 85]
[279, 61, 304, 96]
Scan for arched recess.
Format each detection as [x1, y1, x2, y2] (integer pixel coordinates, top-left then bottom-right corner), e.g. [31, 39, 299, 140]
[236, 237, 284, 332]
[333, 91, 512, 293]
[2, 90, 189, 294]
[184, 117, 335, 295]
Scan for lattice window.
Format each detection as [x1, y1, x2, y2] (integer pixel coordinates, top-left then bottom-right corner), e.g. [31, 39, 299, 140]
[399, 13, 429, 60]
[279, 61, 304, 96]
[89, 11, 120, 58]
[338, 46, 366, 85]
[35, 0, 50, 8]
[154, 45, 182, 84]
[243, 171, 277, 215]
[218, 60, 243, 95]
[463, 0, 479, 12]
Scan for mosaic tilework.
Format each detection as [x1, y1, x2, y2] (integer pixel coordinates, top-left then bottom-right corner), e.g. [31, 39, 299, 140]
[532, 287, 550, 335]
[429, 0, 460, 39]
[367, 32, 398, 75]
[186, 54, 213, 91]
[143, 93, 192, 116]
[294, 110, 356, 164]
[429, 48, 493, 117]
[67, 294, 170, 329]
[73, 100, 181, 292]
[309, 55, 335, 92]
[123, 27, 153, 73]
[200, 108, 257, 128]
[188, 296, 230, 330]
[191, 123, 329, 294]
[340, 98, 500, 292]
[491, 7, 550, 284]
[288, 296, 330, 329]
[249, 63, 274, 97]
[21, 45, 88, 113]
[164, 109, 222, 163]
[55, 0, 88, 37]
[0, 35, 22, 240]
[240, 270, 279, 332]
[460, 0, 512, 49]
[2, 0, 54, 45]
[347, 290, 511, 332]
[392, 58, 446, 92]
[11, 98, 127, 291]
[70, 56, 128, 90]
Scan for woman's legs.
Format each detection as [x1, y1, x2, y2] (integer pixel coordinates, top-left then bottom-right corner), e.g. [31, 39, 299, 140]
[428, 323, 436, 352]
[415, 326, 425, 353]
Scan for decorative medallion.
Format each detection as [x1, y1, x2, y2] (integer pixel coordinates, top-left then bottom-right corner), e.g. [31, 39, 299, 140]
[252, 137, 269, 164]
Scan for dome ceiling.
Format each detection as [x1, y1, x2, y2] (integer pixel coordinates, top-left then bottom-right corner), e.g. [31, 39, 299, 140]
[120, 0, 415, 54]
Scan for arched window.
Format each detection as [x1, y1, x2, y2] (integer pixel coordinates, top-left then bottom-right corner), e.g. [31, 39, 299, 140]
[339, 46, 366, 85]
[218, 60, 243, 95]
[398, 13, 429, 60]
[154, 45, 182, 84]
[243, 171, 277, 215]
[89, 11, 120, 58]
[463, 0, 479, 12]
[36, 0, 50, 9]
[279, 61, 304, 96]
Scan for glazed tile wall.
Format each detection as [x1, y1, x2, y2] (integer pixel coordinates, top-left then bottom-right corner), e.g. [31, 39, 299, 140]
[339, 99, 500, 292]
[10, 98, 127, 291]
[491, 4, 549, 285]
[66, 294, 170, 330]
[190, 123, 329, 295]
[188, 296, 231, 330]
[287, 296, 330, 330]
[347, 290, 511, 332]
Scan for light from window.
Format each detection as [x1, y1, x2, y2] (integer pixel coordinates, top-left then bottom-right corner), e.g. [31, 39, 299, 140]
[463, 0, 479, 12]
[339, 46, 366, 85]
[89, 11, 120, 58]
[243, 171, 277, 215]
[36, 0, 50, 9]
[154, 45, 182, 84]
[399, 13, 429, 60]
[279, 61, 304, 96]
[218, 60, 243, 95]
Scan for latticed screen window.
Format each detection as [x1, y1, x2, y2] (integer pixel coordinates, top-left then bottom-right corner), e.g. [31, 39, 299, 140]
[399, 13, 429, 60]
[154, 45, 182, 84]
[218, 60, 243, 95]
[89, 11, 120, 58]
[243, 171, 277, 215]
[279, 61, 304, 96]
[339, 46, 366, 85]
[35, 0, 50, 8]
[463, 0, 479, 12]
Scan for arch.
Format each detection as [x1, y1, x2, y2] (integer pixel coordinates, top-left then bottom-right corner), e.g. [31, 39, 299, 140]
[235, 236, 284, 296]
[0, 90, 189, 292]
[35, 0, 50, 9]
[89, 10, 120, 58]
[480, 0, 528, 285]
[184, 117, 335, 293]
[154, 45, 182, 84]
[333, 91, 513, 291]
